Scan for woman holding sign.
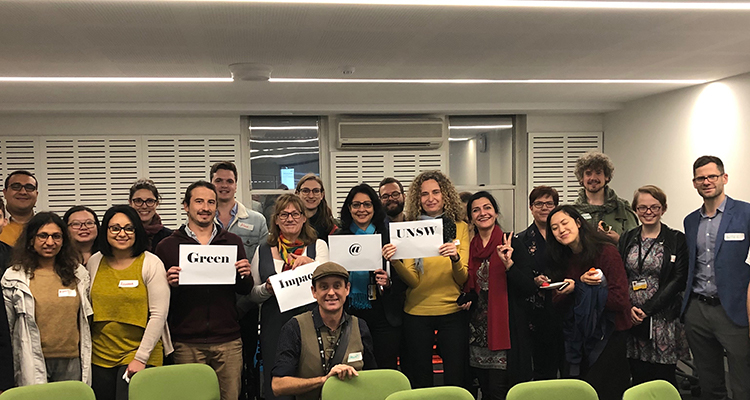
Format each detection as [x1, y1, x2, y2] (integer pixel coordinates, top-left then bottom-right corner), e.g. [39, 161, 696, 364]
[87, 205, 171, 400]
[382, 170, 470, 389]
[460, 192, 537, 400]
[334, 183, 405, 370]
[249, 194, 329, 400]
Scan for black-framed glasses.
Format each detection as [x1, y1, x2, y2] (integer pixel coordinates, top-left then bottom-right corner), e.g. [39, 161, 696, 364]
[108, 225, 135, 235]
[68, 220, 96, 230]
[278, 211, 302, 220]
[350, 201, 373, 210]
[299, 188, 322, 195]
[636, 205, 662, 214]
[8, 183, 37, 192]
[532, 201, 555, 210]
[131, 198, 157, 207]
[692, 174, 722, 184]
[36, 232, 62, 242]
[380, 191, 402, 201]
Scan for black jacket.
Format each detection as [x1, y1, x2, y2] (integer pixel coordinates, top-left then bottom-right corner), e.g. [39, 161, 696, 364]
[617, 223, 688, 320]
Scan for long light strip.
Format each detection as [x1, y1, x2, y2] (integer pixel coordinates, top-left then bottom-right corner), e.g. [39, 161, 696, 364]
[449, 124, 513, 129]
[250, 151, 319, 160]
[126, 0, 750, 10]
[249, 126, 319, 130]
[270, 78, 708, 84]
[0, 77, 233, 83]
[249, 138, 319, 143]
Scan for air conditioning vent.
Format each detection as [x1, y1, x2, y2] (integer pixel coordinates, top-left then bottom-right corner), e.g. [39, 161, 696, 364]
[337, 117, 445, 149]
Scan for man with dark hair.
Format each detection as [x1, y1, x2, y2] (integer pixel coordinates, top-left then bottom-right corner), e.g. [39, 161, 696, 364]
[378, 177, 405, 223]
[272, 262, 376, 400]
[572, 152, 637, 243]
[209, 161, 268, 400]
[0, 170, 38, 246]
[682, 155, 750, 400]
[155, 180, 253, 400]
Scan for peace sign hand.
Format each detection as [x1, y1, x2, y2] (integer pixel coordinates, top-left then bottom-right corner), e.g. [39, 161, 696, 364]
[496, 231, 514, 270]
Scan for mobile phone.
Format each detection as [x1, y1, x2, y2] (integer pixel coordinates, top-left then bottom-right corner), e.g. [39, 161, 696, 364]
[557, 281, 570, 291]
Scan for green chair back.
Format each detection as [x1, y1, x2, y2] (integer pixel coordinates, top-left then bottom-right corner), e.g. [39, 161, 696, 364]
[129, 363, 220, 400]
[506, 379, 598, 400]
[385, 386, 474, 400]
[623, 380, 681, 400]
[0, 380, 95, 400]
[322, 369, 411, 400]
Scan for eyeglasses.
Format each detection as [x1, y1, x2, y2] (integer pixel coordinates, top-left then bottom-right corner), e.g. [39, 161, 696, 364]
[636, 205, 662, 214]
[350, 201, 373, 210]
[692, 174, 722, 184]
[36, 232, 62, 242]
[108, 225, 135, 235]
[532, 201, 556, 210]
[278, 211, 302, 220]
[131, 198, 157, 207]
[299, 188, 322, 196]
[68, 220, 96, 230]
[8, 183, 37, 192]
[380, 191, 402, 201]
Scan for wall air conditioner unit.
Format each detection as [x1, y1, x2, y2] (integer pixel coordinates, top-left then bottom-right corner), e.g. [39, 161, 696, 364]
[337, 117, 445, 150]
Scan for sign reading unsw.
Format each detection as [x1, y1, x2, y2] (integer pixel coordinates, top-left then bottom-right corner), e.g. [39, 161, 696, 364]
[329, 234, 383, 272]
[389, 219, 443, 260]
[270, 261, 320, 312]
[178, 244, 237, 285]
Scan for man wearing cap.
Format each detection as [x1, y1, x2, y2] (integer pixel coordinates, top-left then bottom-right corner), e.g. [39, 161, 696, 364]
[271, 262, 376, 400]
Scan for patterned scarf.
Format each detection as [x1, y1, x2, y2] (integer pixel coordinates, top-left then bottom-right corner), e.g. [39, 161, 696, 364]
[349, 222, 376, 310]
[278, 234, 306, 271]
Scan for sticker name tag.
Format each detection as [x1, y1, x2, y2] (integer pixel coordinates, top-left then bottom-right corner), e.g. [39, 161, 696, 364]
[119, 280, 139, 288]
[238, 222, 254, 231]
[670, 254, 676, 263]
[631, 280, 647, 291]
[58, 289, 76, 297]
[724, 233, 745, 241]
[581, 213, 592, 220]
[347, 352, 363, 363]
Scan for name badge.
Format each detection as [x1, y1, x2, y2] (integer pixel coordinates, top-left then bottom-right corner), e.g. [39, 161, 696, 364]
[631, 280, 647, 291]
[347, 352, 363, 363]
[581, 213, 592, 220]
[670, 254, 676, 263]
[724, 233, 745, 241]
[58, 289, 76, 297]
[119, 280, 139, 288]
[238, 222, 254, 231]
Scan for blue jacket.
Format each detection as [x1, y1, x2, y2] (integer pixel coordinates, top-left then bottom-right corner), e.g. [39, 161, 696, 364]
[682, 196, 750, 326]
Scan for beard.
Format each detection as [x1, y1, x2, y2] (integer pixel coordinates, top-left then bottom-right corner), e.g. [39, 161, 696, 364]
[191, 213, 214, 228]
[385, 201, 405, 218]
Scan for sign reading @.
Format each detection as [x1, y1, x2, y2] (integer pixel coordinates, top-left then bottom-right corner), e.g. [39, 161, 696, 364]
[389, 219, 443, 260]
[178, 244, 237, 285]
[329, 234, 383, 271]
[270, 261, 320, 312]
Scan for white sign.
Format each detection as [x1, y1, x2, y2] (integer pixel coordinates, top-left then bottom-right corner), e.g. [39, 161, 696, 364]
[179, 244, 237, 285]
[389, 220, 443, 260]
[329, 234, 383, 271]
[270, 261, 320, 313]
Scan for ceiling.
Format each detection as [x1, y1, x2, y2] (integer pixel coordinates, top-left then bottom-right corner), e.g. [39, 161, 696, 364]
[2, 0, 750, 114]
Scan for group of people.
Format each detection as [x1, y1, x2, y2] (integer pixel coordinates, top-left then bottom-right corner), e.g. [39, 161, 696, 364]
[0, 152, 746, 400]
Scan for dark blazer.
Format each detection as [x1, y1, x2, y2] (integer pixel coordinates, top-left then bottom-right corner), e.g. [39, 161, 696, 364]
[618, 223, 688, 320]
[682, 196, 750, 326]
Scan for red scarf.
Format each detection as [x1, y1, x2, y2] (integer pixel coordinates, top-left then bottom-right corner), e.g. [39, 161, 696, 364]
[465, 224, 511, 351]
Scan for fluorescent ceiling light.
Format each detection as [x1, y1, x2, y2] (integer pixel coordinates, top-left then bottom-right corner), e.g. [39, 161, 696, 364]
[0, 77, 232, 83]
[249, 138, 319, 143]
[449, 124, 513, 129]
[249, 126, 318, 130]
[127, 0, 750, 10]
[251, 151, 319, 160]
[448, 137, 471, 141]
[270, 78, 707, 84]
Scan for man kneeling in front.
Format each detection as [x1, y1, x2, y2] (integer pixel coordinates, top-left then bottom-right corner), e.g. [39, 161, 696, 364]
[272, 262, 376, 400]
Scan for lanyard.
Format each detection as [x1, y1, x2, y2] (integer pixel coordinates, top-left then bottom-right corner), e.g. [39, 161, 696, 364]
[316, 321, 347, 375]
[637, 237, 659, 274]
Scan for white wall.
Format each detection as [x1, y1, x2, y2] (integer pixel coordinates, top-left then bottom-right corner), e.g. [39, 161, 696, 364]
[604, 72, 750, 229]
[527, 114, 604, 133]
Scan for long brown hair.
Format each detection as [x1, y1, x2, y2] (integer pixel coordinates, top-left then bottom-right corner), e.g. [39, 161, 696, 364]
[267, 194, 318, 246]
[295, 173, 336, 234]
[11, 212, 80, 287]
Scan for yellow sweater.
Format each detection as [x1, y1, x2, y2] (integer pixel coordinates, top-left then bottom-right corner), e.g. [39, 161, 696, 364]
[392, 221, 470, 316]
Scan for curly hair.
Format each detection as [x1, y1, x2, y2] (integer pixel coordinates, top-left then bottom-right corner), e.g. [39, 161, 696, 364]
[405, 170, 462, 222]
[574, 152, 614, 184]
[267, 194, 318, 246]
[295, 173, 336, 234]
[11, 212, 80, 287]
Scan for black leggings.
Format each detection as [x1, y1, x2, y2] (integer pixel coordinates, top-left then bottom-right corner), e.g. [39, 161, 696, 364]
[91, 365, 130, 400]
[472, 368, 509, 400]
[402, 312, 469, 389]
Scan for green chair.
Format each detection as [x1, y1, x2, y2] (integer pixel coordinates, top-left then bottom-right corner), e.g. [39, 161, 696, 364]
[322, 369, 411, 400]
[129, 363, 220, 400]
[385, 386, 474, 400]
[0, 380, 95, 400]
[623, 380, 681, 400]
[506, 379, 598, 400]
